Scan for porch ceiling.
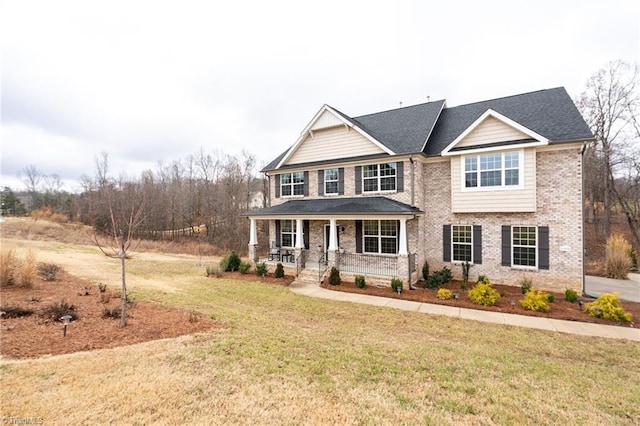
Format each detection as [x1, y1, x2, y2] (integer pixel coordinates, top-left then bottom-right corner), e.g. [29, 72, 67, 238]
[244, 196, 422, 218]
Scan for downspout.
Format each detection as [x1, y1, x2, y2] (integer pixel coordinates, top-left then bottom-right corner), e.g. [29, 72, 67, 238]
[580, 143, 586, 296]
[409, 156, 415, 207]
[264, 172, 270, 208]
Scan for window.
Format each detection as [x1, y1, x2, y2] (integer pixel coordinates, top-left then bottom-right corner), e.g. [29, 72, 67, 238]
[512, 226, 537, 267]
[452, 225, 472, 262]
[281, 172, 305, 196]
[363, 163, 396, 192]
[325, 168, 339, 194]
[464, 151, 521, 189]
[363, 220, 397, 254]
[280, 220, 296, 247]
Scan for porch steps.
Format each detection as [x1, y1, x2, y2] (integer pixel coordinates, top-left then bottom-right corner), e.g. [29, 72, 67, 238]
[290, 268, 324, 288]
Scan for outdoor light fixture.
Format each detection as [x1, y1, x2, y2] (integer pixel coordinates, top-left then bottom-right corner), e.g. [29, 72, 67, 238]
[578, 300, 584, 310]
[453, 292, 459, 299]
[61, 315, 72, 337]
[511, 300, 516, 310]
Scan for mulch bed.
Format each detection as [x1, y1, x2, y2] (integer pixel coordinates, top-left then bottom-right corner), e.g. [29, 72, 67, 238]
[320, 279, 640, 329]
[1, 270, 221, 360]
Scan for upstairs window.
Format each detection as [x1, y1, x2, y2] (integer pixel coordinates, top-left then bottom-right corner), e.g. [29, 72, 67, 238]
[363, 163, 396, 192]
[324, 168, 339, 194]
[281, 172, 305, 196]
[464, 151, 521, 189]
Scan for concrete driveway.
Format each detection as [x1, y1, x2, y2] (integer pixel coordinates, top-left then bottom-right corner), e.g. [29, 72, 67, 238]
[585, 273, 640, 302]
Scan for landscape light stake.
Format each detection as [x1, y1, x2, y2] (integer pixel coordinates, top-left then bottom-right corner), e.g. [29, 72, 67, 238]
[578, 300, 584, 311]
[61, 315, 72, 337]
[511, 300, 516, 310]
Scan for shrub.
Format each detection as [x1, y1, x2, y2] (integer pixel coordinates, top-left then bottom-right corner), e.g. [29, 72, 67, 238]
[38, 262, 61, 281]
[421, 260, 429, 282]
[206, 264, 222, 277]
[98, 283, 107, 293]
[41, 300, 77, 322]
[255, 262, 268, 277]
[328, 267, 340, 285]
[391, 277, 403, 293]
[219, 256, 230, 273]
[565, 288, 578, 303]
[102, 306, 121, 319]
[0, 249, 19, 286]
[584, 292, 633, 322]
[227, 251, 241, 272]
[425, 267, 453, 289]
[355, 275, 366, 288]
[629, 246, 639, 272]
[468, 282, 500, 306]
[424, 276, 439, 289]
[461, 261, 472, 290]
[437, 288, 453, 300]
[519, 288, 550, 312]
[20, 250, 37, 288]
[547, 293, 555, 303]
[275, 263, 285, 279]
[1, 305, 35, 318]
[238, 261, 251, 274]
[605, 234, 632, 279]
[520, 277, 533, 294]
[477, 275, 490, 285]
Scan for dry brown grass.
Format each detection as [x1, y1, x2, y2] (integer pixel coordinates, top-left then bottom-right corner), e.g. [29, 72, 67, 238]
[606, 233, 633, 279]
[0, 248, 36, 288]
[29, 206, 69, 223]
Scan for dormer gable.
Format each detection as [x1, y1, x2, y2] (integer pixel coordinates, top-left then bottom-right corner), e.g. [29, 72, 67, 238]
[276, 105, 393, 168]
[441, 109, 549, 156]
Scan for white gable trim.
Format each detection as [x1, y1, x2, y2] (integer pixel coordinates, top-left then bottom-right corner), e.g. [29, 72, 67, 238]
[441, 109, 549, 156]
[275, 105, 394, 169]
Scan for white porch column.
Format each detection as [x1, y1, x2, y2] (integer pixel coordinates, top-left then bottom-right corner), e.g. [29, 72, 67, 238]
[295, 218, 304, 248]
[249, 218, 258, 245]
[398, 218, 408, 255]
[329, 218, 338, 251]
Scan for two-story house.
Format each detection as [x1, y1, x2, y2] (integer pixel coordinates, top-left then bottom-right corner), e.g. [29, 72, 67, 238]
[245, 87, 594, 293]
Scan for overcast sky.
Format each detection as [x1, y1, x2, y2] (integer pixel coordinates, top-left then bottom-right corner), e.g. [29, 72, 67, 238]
[1, 0, 638, 192]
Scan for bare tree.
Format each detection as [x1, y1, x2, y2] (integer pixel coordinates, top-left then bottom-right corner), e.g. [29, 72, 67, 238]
[577, 60, 640, 246]
[19, 164, 43, 211]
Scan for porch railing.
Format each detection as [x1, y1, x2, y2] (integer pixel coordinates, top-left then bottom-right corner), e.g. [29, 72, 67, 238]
[318, 250, 328, 282]
[337, 252, 398, 277]
[295, 250, 306, 277]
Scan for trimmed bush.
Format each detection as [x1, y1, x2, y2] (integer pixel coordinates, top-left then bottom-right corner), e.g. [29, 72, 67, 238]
[468, 282, 500, 306]
[391, 277, 403, 293]
[519, 288, 550, 312]
[355, 275, 366, 288]
[238, 261, 251, 274]
[421, 260, 429, 282]
[274, 263, 285, 279]
[255, 262, 268, 277]
[605, 234, 632, 279]
[425, 267, 453, 289]
[226, 251, 241, 272]
[328, 267, 340, 285]
[437, 288, 453, 300]
[520, 277, 533, 294]
[219, 256, 230, 272]
[547, 293, 555, 303]
[565, 288, 578, 303]
[584, 292, 633, 322]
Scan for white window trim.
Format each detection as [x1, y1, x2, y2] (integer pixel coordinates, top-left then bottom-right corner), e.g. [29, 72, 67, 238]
[451, 224, 473, 263]
[363, 219, 398, 254]
[511, 225, 538, 269]
[281, 172, 305, 198]
[280, 220, 297, 248]
[363, 163, 397, 194]
[325, 168, 339, 195]
[461, 150, 524, 192]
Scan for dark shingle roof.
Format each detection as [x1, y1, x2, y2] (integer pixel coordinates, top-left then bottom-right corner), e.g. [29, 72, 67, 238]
[245, 197, 422, 217]
[262, 87, 593, 170]
[425, 87, 594, 155]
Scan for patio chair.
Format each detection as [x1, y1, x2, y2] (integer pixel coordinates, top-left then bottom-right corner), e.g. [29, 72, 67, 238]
[268, 241, 280, 261]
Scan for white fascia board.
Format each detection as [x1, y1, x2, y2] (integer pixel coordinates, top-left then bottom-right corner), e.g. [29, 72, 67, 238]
[441, 109, 550, 156]
[275, 105, 394, 169]
[441, 140, 548, 157]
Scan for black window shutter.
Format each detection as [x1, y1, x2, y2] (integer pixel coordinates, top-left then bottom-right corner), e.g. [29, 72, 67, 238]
[473, 225, 482, 264]
[275, 175, 280, 198]
[303, 171, 309, 196]
[396, 161, 404, 192]
[355, 166, 362, 194]
[318, 170, 324, 196]
[338, 168, 344, 195]
[501, 225, 511, 266]
[538, 226, 549, 270]
[443, 224, 451, 262]
[275, 220, 281, 247]
[355, 220, 363, 253]
[303, 220, 310, 249]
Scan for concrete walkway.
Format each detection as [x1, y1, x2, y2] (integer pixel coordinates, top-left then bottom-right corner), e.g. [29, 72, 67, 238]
[585, 273, 640, 302]
[289, 282, 640, 342]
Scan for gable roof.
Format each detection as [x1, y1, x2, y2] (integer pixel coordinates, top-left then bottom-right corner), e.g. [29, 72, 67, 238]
[425, 87, 594, 156]
[262, 87, 593, 171]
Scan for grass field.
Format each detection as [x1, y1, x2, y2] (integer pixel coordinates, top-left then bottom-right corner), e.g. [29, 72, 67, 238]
[2, 229, 640, 424]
